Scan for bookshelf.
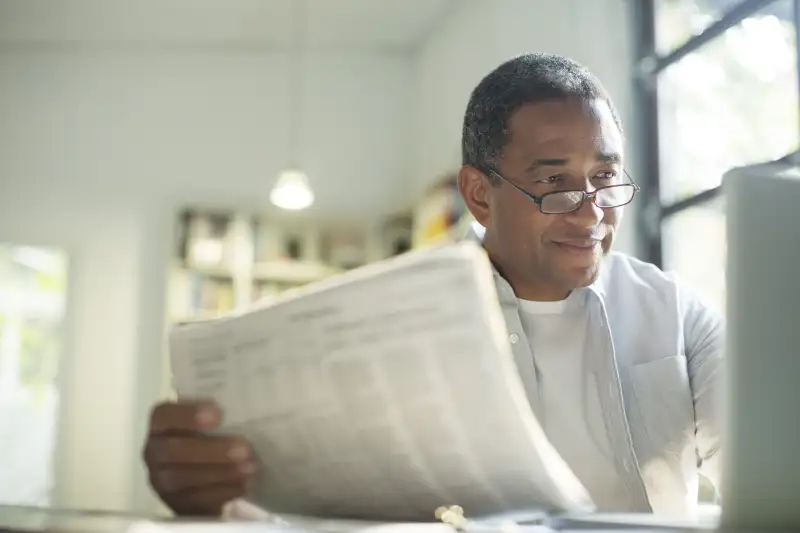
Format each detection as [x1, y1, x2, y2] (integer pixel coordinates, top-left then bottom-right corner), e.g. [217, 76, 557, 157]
[168, 176, 472, 324]
[168, 208, 420, 324]
[170, 210, 337, 323]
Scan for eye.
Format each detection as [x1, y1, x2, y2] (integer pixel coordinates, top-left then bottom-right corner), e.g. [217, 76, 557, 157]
[594, 170, 617, 180]
[538, 174, 563, 184]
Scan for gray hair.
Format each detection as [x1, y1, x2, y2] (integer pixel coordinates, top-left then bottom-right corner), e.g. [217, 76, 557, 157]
[462, 53, 622, 182]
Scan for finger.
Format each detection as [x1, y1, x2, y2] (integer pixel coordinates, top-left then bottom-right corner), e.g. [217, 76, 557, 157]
[168, 483, 250, 517]
[144, 435, 253, 466]
[152, 461, 258, 496]
[149, 401, 222, 434]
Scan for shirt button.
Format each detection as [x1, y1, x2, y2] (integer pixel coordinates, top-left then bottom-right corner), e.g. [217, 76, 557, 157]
[623, 459, 632, 472]
[509, 333, 520, 344]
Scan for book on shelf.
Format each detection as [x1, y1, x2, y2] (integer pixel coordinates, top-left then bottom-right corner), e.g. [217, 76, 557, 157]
[168, 242, 593, 525]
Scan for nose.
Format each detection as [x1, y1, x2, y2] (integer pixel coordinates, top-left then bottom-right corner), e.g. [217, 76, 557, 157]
[568, 193, 604, 228]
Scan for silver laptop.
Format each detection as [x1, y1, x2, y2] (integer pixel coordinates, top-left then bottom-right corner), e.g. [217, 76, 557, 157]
[721, 152, 800, 530]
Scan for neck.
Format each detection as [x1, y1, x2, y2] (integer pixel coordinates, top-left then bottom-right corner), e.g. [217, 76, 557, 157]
[509, 280, 571, 302]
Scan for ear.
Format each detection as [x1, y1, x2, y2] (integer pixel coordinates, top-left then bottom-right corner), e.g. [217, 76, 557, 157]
[457, 165, 492, 228]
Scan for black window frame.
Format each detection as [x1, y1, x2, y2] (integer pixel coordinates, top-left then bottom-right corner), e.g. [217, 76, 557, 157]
[633, 0, 800, 266]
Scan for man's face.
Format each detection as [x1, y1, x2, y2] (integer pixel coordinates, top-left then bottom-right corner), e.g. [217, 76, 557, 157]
[459, 97, 626, 300]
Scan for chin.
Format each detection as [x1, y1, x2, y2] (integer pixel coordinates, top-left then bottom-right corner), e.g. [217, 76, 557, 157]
[579, 268, 601, 287]
[573, 267, 601, 288]
[559, 260, 602, 290]
[562, 236, 612, 287]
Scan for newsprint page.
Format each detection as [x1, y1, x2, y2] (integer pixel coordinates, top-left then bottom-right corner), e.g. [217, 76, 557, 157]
[169, 242, 593, 522]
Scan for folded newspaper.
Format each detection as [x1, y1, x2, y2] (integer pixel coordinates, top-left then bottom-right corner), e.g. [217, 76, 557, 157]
[169, 242, 594, 523]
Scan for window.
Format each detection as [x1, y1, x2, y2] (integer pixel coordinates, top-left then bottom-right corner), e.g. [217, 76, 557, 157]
[637, 0, 799, 312]
[655, 0, 793, 53]
[655, 0, 727, 53]
[662, 196, 727, 313]
[0, 244, 68, 506]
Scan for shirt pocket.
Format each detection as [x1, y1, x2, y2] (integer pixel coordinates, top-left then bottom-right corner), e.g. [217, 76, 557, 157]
[629, 355, 696, 456]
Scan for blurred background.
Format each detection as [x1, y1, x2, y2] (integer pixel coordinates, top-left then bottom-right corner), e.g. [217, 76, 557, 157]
[0, 0, 796, 518]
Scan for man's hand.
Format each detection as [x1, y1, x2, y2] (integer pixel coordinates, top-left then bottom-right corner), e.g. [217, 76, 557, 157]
[143, 401, 258, 516]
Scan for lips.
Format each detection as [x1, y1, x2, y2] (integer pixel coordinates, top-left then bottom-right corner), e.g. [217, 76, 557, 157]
[553, 239, 601, 249]
[552, 235, 605, 250]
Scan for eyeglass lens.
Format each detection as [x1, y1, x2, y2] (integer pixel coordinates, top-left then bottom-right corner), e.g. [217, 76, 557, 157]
[541, 185, 635, 213]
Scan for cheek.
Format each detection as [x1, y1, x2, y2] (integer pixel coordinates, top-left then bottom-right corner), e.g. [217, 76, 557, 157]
[506, 209, 552, 253]
[603, 206, 622, 228]
[601, 208, 621, 252]
[490, 192, 525, 229]
[492, 197, 541, 242]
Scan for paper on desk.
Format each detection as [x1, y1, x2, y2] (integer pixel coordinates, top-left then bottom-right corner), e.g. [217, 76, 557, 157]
[222, 498, 457, 533]
[170, 242, 593, 521]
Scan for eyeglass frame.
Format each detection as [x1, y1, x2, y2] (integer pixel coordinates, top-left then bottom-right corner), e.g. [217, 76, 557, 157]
[485, 168, 640, 215]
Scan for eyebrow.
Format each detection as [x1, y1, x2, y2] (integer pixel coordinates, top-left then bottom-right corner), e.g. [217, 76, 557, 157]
[525, 158, 568, 171]
[524, 151, 622, 172]
[597, 152, 622, 164]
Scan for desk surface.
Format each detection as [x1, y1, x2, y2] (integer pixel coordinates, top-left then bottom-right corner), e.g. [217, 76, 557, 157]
[0, 505, 152, 533]
[0, 504, 793, 533]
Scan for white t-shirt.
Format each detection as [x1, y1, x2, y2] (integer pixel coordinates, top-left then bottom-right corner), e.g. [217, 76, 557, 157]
[517, 289, 635, 512]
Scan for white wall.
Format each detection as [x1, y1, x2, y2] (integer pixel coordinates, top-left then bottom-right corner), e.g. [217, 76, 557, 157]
[0, 47, 413, 513]
[0, 48, 414, 217]
[412, 0, 639, 254]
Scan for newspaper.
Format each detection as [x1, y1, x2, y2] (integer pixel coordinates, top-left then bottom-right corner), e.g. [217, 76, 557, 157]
[169, 242, 593, 521]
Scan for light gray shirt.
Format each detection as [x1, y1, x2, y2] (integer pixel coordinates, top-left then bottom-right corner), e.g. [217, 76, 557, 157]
[517, 291, 635, 512]
[491, 251, 724, 517]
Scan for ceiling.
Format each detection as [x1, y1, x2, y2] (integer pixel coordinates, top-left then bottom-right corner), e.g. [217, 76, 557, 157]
[0, 0, 456, 50]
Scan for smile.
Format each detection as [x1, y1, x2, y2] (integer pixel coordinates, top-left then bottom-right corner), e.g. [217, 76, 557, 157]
[554, 238, 602, 247]
[552, 239, 602, 253]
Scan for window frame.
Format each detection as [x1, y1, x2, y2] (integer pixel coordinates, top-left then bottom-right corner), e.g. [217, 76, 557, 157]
[633, 0, 800, 266]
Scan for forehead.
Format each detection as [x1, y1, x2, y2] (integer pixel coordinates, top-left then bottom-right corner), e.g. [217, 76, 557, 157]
[506, 98, 623, 157]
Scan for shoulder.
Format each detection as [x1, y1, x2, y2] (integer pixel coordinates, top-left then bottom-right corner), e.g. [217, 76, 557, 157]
[598, 252, 724, 335]
[603, 251, 671, 281]
[597, 252, 680, 300]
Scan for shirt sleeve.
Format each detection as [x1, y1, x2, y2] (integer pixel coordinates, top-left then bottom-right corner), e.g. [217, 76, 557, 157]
[680, 285, 726, 491]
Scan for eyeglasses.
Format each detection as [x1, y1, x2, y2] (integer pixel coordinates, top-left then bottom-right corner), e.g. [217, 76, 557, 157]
[487, 169, 640, 215]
